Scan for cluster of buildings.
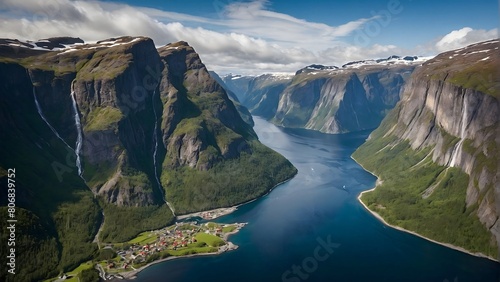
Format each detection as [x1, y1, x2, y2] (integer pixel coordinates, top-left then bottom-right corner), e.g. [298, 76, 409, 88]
[102, 222, 242, 273]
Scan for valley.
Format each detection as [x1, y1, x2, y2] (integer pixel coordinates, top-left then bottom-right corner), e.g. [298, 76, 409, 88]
[0, 26, 498, 282]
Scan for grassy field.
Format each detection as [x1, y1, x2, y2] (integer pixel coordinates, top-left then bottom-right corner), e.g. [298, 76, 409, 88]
[43, 261, 94, 282]
[222, 225, 237, 233]
[128, 232, 158, 245]
[195, 232, 226, 247]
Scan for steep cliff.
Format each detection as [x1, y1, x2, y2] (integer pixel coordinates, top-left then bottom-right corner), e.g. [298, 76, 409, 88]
[0, 36, 296, 281]
[353, 39, 500, 258]
[208, 70, 254, 126]
[222, 74, 255, 101]
[243, 74, 293, 119]
[0, 52, 101, 281]
[274, 61, 417, 133]
[157, 42, 296, 214]
[223, 58, 422, 134]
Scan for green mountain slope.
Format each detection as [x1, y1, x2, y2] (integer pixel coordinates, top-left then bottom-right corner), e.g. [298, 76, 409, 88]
[353, 39, 500, 259]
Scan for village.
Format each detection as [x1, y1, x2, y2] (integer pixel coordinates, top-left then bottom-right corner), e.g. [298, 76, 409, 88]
[95, 221, 246, 280]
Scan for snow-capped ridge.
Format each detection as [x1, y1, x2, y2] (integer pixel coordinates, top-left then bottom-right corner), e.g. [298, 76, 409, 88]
[341, 55, 432, 69]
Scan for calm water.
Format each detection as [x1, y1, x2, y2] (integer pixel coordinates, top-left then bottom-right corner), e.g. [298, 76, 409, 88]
[134, 117, 500, 282]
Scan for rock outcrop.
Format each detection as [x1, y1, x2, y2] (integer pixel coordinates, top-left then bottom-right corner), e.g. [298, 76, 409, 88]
[243, 74, 293, 119]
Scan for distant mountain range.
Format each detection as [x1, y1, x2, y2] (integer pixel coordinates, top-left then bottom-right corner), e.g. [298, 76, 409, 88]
[222, 55, 428, 133]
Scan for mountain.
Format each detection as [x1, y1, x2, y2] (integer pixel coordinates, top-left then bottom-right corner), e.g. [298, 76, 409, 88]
[208, 71, 254, 126]
[224, 56, 428, 134]
[241, 73, 294, 119]
[353, 39, 500, 259]
[273, 56, 429, 133]
[295, 64, 339, 75]
[0, 37, 296, 281]
[222, 74, 255, 101]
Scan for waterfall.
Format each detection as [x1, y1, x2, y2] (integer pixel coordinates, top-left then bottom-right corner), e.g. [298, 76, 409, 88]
[152, 89, 176, 216]
[70, 88, 84, 177]
[449, 96, 468, 167]
[32, 86, 73, 149]
[31, 75, 85, 179]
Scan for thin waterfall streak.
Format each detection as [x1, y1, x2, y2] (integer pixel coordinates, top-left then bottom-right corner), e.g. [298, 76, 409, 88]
[70, 90, 84, 177]
[32, 80, 72, 150]
[152, 88, 175, 215]
[449, 96, 468, 167]
[30, 72, 86, 181]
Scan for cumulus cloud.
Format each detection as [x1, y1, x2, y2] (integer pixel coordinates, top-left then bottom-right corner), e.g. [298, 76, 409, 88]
[1, 0, 377, 74]
[435, 27, 498, 52]
[2, 0, 491, 75]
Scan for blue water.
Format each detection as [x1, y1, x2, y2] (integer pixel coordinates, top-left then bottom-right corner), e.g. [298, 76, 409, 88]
[134, 117, 500, 282]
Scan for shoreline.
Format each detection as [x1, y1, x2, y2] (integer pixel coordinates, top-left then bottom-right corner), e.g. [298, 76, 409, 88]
[117, 223, 247, 281]
[176, 174, 296, 221]
[119, 251, 221, 280]
[113, 175, 297, 281]
[351, 156, 499, 263]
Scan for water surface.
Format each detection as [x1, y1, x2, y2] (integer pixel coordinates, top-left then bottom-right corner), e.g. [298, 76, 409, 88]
[135, 117, 500, 282]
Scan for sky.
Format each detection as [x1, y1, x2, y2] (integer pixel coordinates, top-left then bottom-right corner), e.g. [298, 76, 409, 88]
[0, 0, 498, 75]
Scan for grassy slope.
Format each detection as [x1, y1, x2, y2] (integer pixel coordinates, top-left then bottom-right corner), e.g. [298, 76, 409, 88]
[352, 112, 498, 257]
[163, 140, 297, 214]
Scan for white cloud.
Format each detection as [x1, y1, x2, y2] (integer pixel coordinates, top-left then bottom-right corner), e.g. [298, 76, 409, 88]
[435, 27, 498, 52]
[219, 0, 376, 49]
[2, 0, 494, 75]
[0, 0, 379, 74]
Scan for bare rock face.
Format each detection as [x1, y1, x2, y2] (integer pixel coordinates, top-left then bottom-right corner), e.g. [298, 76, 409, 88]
[365, 39, 500, 251]
[274, 64, 415, 133]
[158, 42, 256, 171]
[242, 74, 293, 119]
[226, 59, 418, 133]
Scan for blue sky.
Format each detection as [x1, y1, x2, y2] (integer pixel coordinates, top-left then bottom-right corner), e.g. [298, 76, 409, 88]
[0, 0, 498, 74]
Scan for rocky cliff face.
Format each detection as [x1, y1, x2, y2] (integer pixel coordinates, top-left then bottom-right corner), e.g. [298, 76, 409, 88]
[274, 62, 415, 133]
[223, 58, 422, 134]
[208, 70, 254, 126]
[354, 39, 500, 257]
[243, 74, 293, 119]
[155, 42, 296, 214]
[390, 40, 500, 246]
[222, 74, 255, 101]
[157, 42, 256, 170]
[0, 36, 296, 209]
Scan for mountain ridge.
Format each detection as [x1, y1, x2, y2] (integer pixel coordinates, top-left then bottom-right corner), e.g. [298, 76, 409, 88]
[221, 55, 423, 133]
